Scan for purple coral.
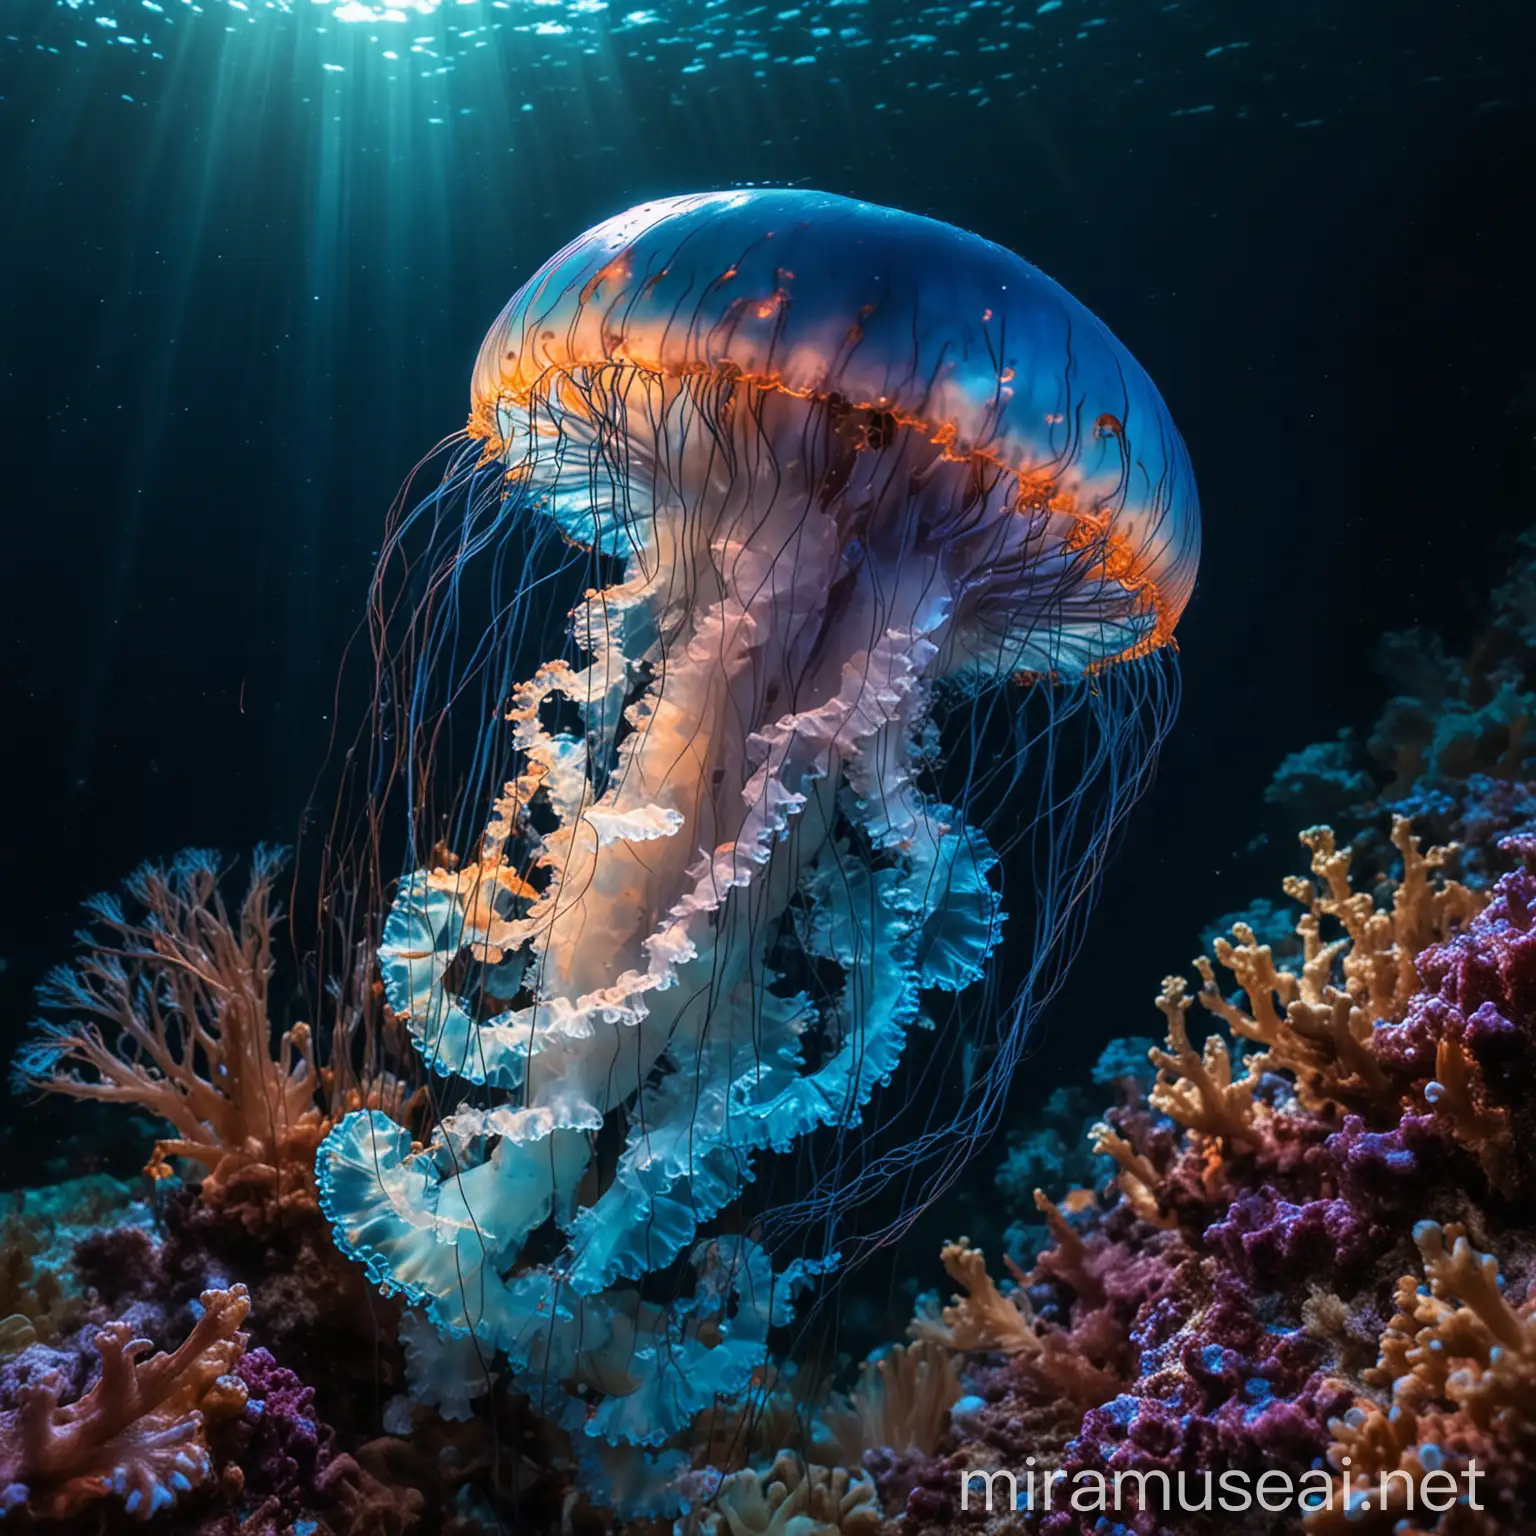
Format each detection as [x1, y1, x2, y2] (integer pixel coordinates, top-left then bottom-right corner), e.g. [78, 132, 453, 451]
[71, 1226, 164, 1312]
[1204, 1189, 1378, 1287]
[1030, 1269, 1348, 1536]
[232, 1348, 338, 1512]
[907, 821, 1536, 1535]
[220, 1349, 424, 1536]
[1374, 844, 1536, 1190]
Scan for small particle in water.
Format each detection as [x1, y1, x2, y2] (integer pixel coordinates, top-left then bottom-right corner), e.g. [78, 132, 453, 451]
[1037, 0, 1061, 11]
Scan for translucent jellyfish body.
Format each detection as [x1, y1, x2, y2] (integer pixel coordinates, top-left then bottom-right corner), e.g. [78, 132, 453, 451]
[318, 190, 1200, 1498]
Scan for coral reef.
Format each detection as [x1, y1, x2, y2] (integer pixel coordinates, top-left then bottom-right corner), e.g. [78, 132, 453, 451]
[0, 1284, 251, 1520]
[847, 804, 1536, 1536]
[1374, 841, 1536, 1196]
[1305, 1221, 1536, 1534]
[11, 850, 327, 1218]
[18, 821, 1515, 1534]
[875, 815, 1536, 1536]
[9, 822, 1534, 1536]
[6, 514, 1533, 1535]
[11, 849, 417, 1229]
[1, 1175, 153, 1354]
[1262, 525, 1536, 883]
[220, 1347, 426, 1536]
[3, 851, 445, 1532]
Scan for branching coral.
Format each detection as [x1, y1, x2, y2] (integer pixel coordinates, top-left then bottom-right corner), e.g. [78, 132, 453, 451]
[0, 1283, 250, 1520]
[11, 849, 321, 1212]
[1305, 1222, 1536, 1534]
[909, 1240, 1036, 1358]
[1190, 818, 1478, 1113]
[1147, 975, 1268, 1146]
[1088, 1122, 1175, 1230]
[909, 1236, 1121, 1408]
[1075, 818, 1483, 1256]
[11, 850, 414, 1224]
[905, 818, 1514, 1534]
[808, 534, 1536, 1535]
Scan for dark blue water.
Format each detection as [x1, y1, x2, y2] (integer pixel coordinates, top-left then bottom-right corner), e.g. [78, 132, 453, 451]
[2, 0, 1533, 1183]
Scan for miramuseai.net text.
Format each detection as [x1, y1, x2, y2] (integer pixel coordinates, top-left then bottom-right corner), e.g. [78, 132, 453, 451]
[959, 1459, 1487, 1518]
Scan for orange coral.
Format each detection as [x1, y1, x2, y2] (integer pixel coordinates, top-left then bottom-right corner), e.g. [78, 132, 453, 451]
[909, 1238, 1119, 1406]
[1089, 1121, 1176, 1229]
[12, 851, 416, 1223]
[0, 1284, 250, 1520]
[1306, 1223, 1536, 1534]
[819, 1343, 962, 1466]
[909, 1238, 1035, 1357]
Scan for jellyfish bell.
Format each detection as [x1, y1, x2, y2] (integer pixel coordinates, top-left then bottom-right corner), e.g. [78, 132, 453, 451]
[468, 188, 1197, 684]
[317, 189, 1199, 1500]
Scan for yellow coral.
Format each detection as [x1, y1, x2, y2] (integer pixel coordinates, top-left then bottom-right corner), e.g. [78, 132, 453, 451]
[910, 1238, 1118, 1406]
[1196, 819, 1479, 1111]
[1098, 819, 1484, 1226]
[1148, 975, 1268, 1145]
[909, 1238, 1036, 1356]
[1089, 1122, 1175, 1228]
[1306, 1223, 1536, 1534]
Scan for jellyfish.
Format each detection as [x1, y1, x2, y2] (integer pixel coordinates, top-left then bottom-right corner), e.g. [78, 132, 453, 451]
[317, 190, 1200, 1501]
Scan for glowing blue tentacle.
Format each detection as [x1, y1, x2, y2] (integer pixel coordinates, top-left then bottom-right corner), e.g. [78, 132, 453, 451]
[578, 1239, 819, 1445]
[377, 876, 487, 1084]
[316, 1108, 597, 1334]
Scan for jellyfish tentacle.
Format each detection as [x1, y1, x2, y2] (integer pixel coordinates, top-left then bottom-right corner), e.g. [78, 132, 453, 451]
[324, 476, 856, 1319]
[322, 191, 1200, 1494]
